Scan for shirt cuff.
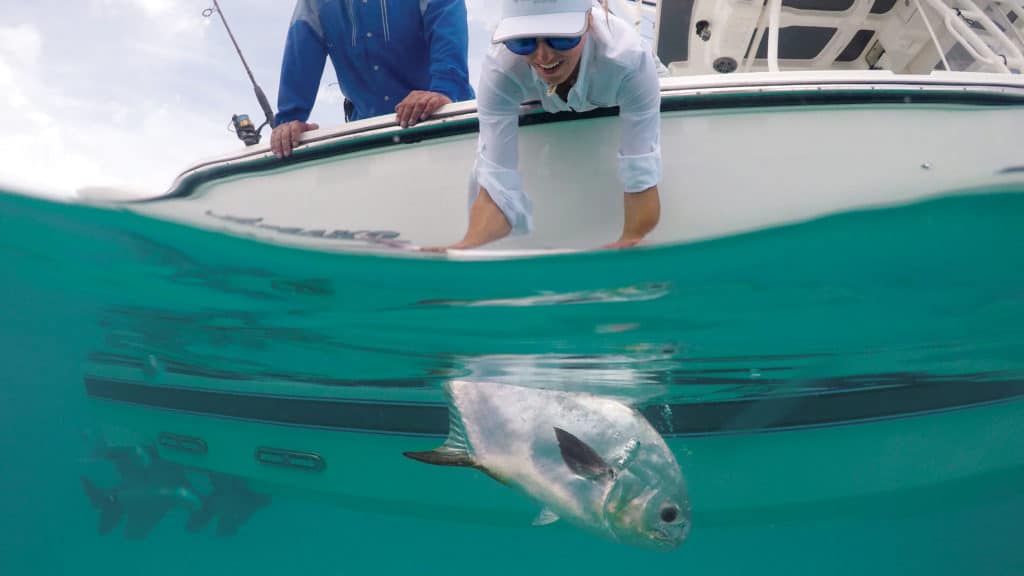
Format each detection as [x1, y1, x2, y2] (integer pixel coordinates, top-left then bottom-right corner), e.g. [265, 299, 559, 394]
[618, 146, 662, 193]
[429, 75, 465, 102]
[472, 156, 533, 235]
[272, 109, 311, 127]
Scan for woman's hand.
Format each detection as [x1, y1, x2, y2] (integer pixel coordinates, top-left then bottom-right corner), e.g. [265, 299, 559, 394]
[423, 188, 511, 252]
[606, 186, 660, 249]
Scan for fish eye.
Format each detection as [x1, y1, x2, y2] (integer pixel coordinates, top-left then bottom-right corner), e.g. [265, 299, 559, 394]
[659, 505, 679, 523]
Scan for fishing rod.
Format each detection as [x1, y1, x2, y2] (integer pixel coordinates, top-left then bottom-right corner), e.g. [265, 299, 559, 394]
[204, 0, 275, 146]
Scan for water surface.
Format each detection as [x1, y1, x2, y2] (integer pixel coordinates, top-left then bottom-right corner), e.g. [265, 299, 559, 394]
[1, 186, 1022, 575]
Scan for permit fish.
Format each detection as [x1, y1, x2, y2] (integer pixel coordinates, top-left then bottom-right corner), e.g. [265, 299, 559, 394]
[404, 380, 691, 549]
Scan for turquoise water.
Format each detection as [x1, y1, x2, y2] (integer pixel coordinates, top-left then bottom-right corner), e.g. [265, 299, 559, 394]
[2, 186, 1024, 575]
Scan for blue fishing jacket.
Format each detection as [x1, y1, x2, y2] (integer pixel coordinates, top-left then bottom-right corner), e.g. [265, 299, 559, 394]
[275, 0, 475, 124]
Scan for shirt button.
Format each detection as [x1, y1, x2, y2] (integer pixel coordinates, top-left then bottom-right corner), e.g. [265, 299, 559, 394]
[384, 95, 390, 101]
[373, 65, 379, 71]
[366, 32, 373, 38]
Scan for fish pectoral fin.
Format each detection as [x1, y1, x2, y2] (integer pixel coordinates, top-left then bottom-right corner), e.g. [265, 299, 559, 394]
[532, 507, 560, 527]
[403, 446, 477, 468]
[554, 427, 615, 482]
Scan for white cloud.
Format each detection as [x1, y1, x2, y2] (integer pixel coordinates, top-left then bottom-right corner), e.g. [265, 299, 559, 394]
[466, 1, 500, 30]
[0, 92, 107, 198]
[0, 2, 500, 201]
[0, 25, 42, 122]
[0, 16, 239, 198]
[0, 24, 42, 68]
[0, 24, 84, 197]
[5, 87, 28, 111]
[319, 83, 346, 108]
[129, 0, 174, 15]
[97, 0, 207, 37]
[0, 58, 11, 87]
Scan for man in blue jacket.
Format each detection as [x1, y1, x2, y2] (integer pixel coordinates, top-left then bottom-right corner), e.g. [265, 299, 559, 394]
[271, 0, 476, 158]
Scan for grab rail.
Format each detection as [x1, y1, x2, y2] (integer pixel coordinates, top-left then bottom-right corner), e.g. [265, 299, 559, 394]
[742, 0, 1022, 74]
[988, 3, 1024, 50]
[917, 0, 953, 70]
[743, 2, 770, 72]
[920, 0, 1023, 72]
[767, 0, 783, 72]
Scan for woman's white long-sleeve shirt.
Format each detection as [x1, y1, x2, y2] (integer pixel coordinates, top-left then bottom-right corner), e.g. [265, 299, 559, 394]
[471, 11, 662, 235]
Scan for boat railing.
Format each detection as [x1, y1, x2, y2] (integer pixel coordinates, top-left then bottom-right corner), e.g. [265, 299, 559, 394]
[917, 0, 1024, 72]
[767, 0, 783, 72]
[656, 0, 1023, 76]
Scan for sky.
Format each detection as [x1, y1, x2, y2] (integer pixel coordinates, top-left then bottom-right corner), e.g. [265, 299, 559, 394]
[0, 0, 501, 199]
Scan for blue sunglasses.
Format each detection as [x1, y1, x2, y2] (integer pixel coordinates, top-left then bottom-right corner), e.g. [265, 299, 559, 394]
[503, 36, 583, 56]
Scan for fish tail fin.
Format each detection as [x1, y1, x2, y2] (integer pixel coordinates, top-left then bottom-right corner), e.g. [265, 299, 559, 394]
[404, 381, 477, 468]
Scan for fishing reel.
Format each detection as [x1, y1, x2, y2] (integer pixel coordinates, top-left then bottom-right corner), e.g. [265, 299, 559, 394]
[206, 1, 276, 147]
[231, 113, 263, 146]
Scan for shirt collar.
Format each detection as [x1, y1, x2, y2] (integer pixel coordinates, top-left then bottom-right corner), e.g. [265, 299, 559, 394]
[571, 29, 596, 99]
[529, 29, 596, 104]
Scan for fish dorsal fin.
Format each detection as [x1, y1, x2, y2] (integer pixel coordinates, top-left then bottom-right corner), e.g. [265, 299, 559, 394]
[532, 507, 560, 526]
[554, 427, 615, 482]
[403, 387, 475, 468]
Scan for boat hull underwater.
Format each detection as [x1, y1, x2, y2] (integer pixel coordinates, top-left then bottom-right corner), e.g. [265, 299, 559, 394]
[83, 352, 1024, 530]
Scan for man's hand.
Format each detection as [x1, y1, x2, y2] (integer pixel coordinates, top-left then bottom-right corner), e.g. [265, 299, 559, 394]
[271, 120, 319, 158]
[603, 186, 660, 249]
[395, 91, 452, 129]
[423, 188, 511, 252]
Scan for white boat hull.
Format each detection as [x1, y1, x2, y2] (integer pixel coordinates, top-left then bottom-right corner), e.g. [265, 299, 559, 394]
[114, 73, 1024, 257]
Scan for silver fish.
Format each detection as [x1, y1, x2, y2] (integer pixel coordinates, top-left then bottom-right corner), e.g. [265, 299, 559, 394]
[404, 380, 691, 549]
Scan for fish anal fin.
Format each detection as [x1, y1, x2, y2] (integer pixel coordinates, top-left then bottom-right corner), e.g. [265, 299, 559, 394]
[532, 507, 560, 527]
[554, 427, 614, 482]
[403, 446, 477, 468]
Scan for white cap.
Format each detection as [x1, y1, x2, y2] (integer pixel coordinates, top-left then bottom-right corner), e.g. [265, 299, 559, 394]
[492, 0, 593, 43]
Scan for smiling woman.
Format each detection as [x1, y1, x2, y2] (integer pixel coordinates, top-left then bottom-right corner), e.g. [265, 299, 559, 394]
[441, 0, 663, 251]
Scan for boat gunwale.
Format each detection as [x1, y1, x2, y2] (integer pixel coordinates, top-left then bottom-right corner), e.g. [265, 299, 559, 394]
[143, 72, 1024, 204]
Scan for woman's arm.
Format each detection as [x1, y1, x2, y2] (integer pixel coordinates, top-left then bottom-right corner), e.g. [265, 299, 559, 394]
[612, 45, 663, 247]
[429, 49, 529, 250]
[607, 185, 660, 249]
